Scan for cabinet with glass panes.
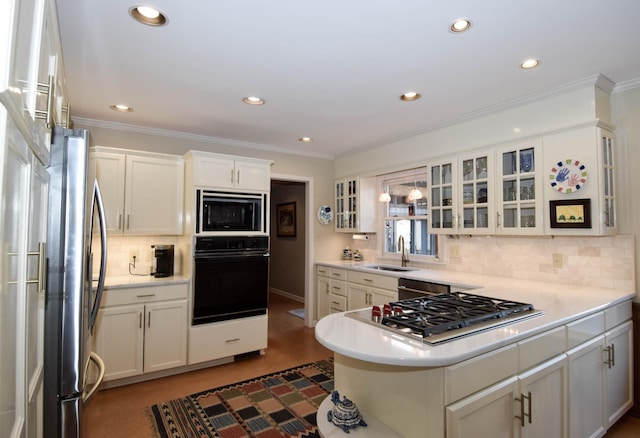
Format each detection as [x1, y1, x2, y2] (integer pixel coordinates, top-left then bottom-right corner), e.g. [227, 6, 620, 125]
[428, 150, 494, 235]
[541, 125, 616, 236]
[334, 177, 377, 233]
[459, 150, 494, 234]
[428, 157, 457, 234]
[495, 140, 543, 235]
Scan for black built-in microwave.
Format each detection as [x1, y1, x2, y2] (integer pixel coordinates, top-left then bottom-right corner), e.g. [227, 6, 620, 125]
[196, 190, 267, 235]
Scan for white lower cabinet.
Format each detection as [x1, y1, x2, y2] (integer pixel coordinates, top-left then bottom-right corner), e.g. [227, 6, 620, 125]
[93, 283, 188, 381]
[188, 314, 268, 365]
[446, 354, 567, 438]
[447, 376, 519, 438]
[567, 320, 633, 438]
[316, 266, 331, 319]
[346, 270, 398, 310]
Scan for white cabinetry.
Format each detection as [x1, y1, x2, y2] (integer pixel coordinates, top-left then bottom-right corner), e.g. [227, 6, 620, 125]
[334, 177, 377, 233]
[93, 148, 184, 235]
[495, 141, 543, 235]
[185, 150, 271, 191]
[543, 125, 617, 236]
[188, 315, 268, 365]
[347, 270, 397, 309]
[566, 304, 632, 438]
[447, 355, 567, 438]
[0, 114, 49, 438]
[93, 283, 188, 381]
[316, 266, 331, 320]
[328, 269, 347, 314]
[429, 150, 493, 235]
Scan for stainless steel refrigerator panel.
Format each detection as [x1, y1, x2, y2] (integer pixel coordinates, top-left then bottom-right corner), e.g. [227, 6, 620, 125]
[44, 128, 107, 438]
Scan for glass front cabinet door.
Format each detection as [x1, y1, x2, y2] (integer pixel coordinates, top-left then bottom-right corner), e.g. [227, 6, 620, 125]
[458, 150, 494, 234]
[428, 157, 457, 234]
[495, 141, 543, 235]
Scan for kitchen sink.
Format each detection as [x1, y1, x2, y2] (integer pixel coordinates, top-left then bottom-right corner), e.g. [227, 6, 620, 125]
[361, 264, 418, 272]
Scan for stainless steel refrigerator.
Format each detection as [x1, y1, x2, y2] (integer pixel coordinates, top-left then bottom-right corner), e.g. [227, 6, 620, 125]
[44, 127, 107, 438]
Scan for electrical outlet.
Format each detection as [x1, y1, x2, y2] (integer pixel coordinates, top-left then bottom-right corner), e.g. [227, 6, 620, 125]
[129, 249, 139, 263]
[450, 245, 461, 257]
[552, 253, 563, 269]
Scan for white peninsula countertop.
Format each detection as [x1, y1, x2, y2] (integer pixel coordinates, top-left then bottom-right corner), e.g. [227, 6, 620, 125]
[314, 261, 635, 367]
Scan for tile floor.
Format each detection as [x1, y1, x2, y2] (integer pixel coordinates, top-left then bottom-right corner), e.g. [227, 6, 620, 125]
[84, 293, 640, 437]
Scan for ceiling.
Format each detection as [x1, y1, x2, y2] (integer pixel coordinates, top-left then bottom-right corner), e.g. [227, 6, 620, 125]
[56, 0, 640, 159]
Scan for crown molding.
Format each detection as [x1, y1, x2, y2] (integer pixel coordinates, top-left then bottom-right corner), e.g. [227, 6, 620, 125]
[73, 117, 335, 160]
[612, 77, 640, 94]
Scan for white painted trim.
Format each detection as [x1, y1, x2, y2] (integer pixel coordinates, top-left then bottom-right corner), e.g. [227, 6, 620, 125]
[269, 287, 304, 303]
[271, 173, 315, 328]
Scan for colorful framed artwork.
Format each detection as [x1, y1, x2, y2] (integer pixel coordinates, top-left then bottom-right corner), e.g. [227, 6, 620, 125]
[549, 198, 592, 228]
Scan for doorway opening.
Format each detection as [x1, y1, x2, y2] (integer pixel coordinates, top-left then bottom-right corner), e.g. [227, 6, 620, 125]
[269, 175, 314, 327]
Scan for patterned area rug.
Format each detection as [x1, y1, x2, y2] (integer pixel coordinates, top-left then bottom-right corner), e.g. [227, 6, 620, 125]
[148, 358, 334, 438]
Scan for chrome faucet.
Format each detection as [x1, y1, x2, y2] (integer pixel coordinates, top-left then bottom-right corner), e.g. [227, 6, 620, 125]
[399, 236, 409, 267]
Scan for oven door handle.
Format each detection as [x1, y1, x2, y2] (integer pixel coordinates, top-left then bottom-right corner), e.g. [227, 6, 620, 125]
[195, 252, 270, 261]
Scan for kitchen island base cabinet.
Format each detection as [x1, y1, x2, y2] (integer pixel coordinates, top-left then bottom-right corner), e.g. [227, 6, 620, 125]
[333, 353, 445, 438]
[188, 315, 268, 365]
[567, 320, 633, 438]
[447, 354, 568, 438]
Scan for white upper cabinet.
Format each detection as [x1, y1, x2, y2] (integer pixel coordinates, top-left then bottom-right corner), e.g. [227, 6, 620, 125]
[334, 176, 377, 233]
[185, 150, 272, 191]
[2, 0, 68, 152]
[429, 157, 457, 234]
[458, 150, 494, 235]
[495, 140, 544, 235]
[93, 148, 184, 235]
[542, 124, 617, 236]
[428, 150, 494, 235]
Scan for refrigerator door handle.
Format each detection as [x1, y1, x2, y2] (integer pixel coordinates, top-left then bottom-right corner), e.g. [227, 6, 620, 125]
[89, 180, 108, 332]
[82, 351, 105, 403]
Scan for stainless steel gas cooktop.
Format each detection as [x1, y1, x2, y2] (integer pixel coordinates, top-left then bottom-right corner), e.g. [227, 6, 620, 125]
[346, 291, 543, 345]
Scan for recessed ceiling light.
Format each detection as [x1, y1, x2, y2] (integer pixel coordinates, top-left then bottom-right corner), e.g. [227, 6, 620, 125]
[298, 137, 314, 143]
[129, 6, 168, 26]
[242, 96, 265, 105]
[450, 18, 472, 33]
[110, 104, 133, 113]
[400, 92, 421, 101]
[521, 59, 540, 69]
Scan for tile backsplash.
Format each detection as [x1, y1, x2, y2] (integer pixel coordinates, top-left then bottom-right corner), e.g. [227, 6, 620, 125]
[351, 234, 635, 291]
[94, 235, 185, 277]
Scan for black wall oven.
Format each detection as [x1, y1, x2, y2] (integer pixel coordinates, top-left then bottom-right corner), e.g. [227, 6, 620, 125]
[192, 236, 269, 325]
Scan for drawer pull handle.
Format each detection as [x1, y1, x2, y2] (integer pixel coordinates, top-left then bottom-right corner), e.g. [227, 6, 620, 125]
[225, 338, 240, 343]
[363, 278, 373, 282]
[604, 344, 616, 369]
[332, 301, 340, 305]
[515, 391, 532, 427]
[137, 294, 156, 298]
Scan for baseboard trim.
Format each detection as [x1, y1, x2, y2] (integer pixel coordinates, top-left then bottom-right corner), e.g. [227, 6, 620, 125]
[269, 287, 305, 304]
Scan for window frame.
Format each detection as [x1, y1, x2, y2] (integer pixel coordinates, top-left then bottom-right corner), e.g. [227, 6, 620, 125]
[377, 168, 440, 263]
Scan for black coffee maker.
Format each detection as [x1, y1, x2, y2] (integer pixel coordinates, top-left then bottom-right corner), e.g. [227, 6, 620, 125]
[151, 244, 174, 278]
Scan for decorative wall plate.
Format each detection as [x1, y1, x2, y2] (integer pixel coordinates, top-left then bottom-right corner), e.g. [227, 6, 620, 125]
[549, 159, 587, 193]
[317, 205, 333, 224]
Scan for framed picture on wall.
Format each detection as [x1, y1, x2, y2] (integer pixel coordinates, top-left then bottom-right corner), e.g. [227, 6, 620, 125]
[276, 202, 296, 237]
[550, 198, 592, 228]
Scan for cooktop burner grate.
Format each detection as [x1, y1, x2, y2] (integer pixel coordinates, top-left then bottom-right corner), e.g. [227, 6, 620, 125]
[346, 291, 543, 345]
